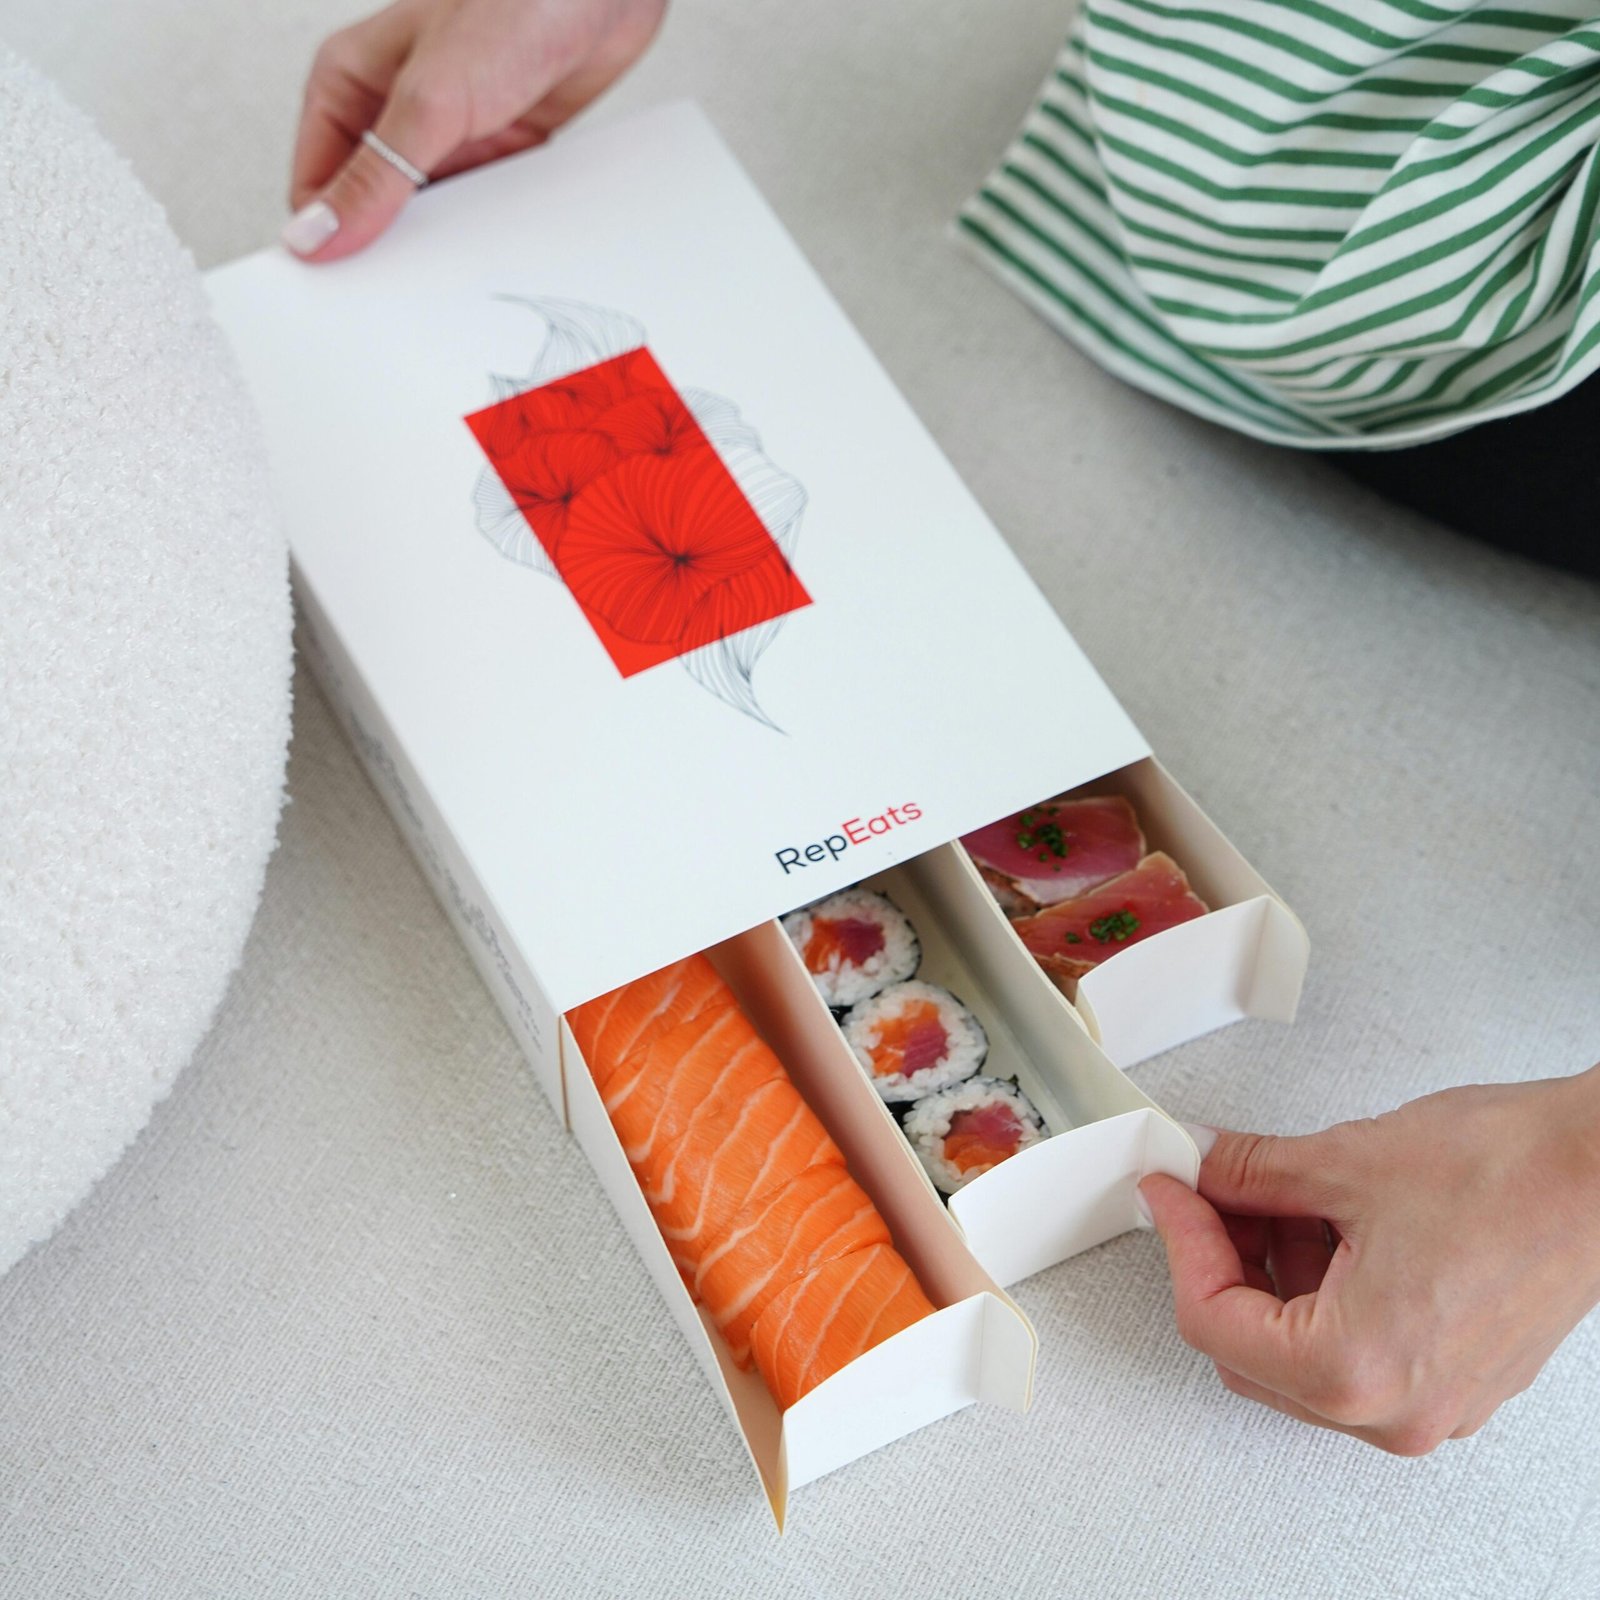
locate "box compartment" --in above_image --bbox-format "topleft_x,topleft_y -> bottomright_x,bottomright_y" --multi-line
560,924 -> 1034,1526
957,756 -> 1309,1067
777,842 -> 1201,1286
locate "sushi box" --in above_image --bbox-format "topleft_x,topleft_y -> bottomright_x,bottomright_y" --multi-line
205,101 -> 1309,1525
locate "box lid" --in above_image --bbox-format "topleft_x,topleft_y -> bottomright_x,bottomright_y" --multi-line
205,102 -> 1148,1010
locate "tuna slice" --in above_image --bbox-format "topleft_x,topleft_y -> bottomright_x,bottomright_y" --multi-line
961,794 -> 1145,912
1011,851 -> 1208,988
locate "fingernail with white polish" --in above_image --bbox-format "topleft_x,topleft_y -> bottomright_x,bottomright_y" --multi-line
1180,1121 -> 1220,1159
1133,1184 -> 1154,1228
282,200 -> 339,257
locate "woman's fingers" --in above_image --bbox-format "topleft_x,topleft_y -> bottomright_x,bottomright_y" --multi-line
287,69 -> 469,262
1212,1365 -> 1392,1446
1214,1364 -> 1331,1428
289,16 -> 411,211
426,123 -> 551,183
1269,1215 -> 1336,1301
1155,1072 -> 1600,1456
1140,1174 -> 1321,1398
284,7 -> 553,262
1223,1210 -> 1275,1295
424,8 -> 666,185
1197,1128 -> 1345,1220
286,0 -> 668,263
1145,1178 -> 1420,1445
289,91 -> 371,216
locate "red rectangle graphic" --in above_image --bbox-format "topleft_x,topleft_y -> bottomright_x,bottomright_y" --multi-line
465,348 -> 812,677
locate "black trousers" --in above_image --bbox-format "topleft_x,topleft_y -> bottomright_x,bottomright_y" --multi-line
1328,378 -> 1599,580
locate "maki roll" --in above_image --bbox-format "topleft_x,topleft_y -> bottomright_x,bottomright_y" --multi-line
782,887 -> 920,1010
903,1077 -> 1045,1194
841,980 -> 988,1104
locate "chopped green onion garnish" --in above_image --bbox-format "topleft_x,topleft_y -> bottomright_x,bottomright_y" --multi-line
1089,910 -> 1140,944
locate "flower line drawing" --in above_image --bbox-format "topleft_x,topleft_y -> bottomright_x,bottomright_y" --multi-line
466,297 -> 811,729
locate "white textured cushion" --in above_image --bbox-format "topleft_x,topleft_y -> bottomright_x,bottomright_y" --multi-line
0,47 -> 291,1275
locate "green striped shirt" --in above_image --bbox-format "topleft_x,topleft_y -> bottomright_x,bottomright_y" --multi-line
959,1 -> 1600,446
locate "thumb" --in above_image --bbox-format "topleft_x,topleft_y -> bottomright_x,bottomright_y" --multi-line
1197,1128 -> 1344,1220
1138,1173 -> 1314,1397
282,73 -> 463,262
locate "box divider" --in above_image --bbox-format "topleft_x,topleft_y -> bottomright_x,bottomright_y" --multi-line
880,845 -> 1158,1129
709,923 -> 1013,1311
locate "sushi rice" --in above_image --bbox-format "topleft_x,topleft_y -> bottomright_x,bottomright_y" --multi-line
841,979 -> 988,1103
782,887 -> 920,1010
903,1076 -> 1045,1194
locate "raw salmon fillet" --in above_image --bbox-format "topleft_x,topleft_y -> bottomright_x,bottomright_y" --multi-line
961,794 -> 1145,912
604,998 -> 783,1168
567,952 -> 727,1081
694,1163 -> 889,1366
576,957 -> 933,1410
1011,851 -> 1207,986
637,1076 -> 843,1279
750,1243 -> 936,1410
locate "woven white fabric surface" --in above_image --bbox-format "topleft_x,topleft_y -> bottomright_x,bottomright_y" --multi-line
2,3 -> 1598,1596
0,49 -> 290,1276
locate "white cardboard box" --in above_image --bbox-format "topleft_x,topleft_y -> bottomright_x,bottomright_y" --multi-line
206,100 -> 1307,1524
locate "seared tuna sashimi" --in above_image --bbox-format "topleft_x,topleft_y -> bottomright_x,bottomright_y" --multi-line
1012,852 -> 1207,989
962,794 -> 1145,912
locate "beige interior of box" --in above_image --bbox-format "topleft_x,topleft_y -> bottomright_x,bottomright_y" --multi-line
556,751 -> 1306,1510
561,924 -> 1035,1524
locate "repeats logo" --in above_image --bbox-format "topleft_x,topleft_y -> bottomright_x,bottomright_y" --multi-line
775,804 -> 923,875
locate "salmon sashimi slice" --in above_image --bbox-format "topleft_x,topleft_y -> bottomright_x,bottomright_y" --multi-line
1011,851 -> 1208,986
961,793 -> 1145,912
579,951 -> 921,1406
600,990 -> 744,1118
567,952 -> 727,1083
694,1163 -> 889,1367
604,999 -> 784,1170
637,1077 -> 843,1279
750,1243 -> 935,1411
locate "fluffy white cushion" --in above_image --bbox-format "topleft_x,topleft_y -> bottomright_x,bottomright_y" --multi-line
0,48 -> 291,1275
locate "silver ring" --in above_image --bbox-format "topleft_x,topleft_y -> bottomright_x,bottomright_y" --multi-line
361,128 -> 428,188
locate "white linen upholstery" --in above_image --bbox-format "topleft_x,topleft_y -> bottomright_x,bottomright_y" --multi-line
1,3 -> 1596,1595
0,48 -> 290,1276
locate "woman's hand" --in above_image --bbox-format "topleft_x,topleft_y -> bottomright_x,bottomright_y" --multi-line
1141,1065 -> 1600,1454
284,0 -> 666,261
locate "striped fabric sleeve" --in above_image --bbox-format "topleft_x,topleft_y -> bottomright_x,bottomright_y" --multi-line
958,0 -> 1600,448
